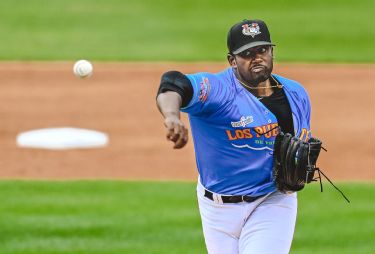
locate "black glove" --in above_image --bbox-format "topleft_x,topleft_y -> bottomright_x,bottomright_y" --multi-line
273,132 -> 322,192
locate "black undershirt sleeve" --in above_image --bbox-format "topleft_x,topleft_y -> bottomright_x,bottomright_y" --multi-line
157,71 -> 193,107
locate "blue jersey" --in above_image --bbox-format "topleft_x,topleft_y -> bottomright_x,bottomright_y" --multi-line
181,67 -> 312,196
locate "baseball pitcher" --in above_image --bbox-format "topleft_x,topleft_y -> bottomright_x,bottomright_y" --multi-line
156,19 -> 321,254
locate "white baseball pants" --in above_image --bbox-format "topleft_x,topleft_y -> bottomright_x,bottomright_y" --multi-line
197,182 -> 297,254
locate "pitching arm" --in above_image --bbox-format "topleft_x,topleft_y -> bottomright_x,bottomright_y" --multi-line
156,71 -> 193,149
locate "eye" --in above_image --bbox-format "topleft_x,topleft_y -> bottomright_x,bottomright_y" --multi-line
258,46 -> 267,53
238,50 -> 252,58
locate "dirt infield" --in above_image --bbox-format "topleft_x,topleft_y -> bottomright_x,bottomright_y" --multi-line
0,62 -> 373,181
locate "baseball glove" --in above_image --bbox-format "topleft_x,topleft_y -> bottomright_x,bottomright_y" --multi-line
272,132 -> 350,203
272,132 -> 323,192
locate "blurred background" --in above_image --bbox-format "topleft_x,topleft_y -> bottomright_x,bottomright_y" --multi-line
0,0 -> 373,253
0,0 -> 373,62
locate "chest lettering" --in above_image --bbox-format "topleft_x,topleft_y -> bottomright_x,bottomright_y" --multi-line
225,123 -> 279,140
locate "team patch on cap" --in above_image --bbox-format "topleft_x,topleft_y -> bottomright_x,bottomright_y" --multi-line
242,23 -> 261,38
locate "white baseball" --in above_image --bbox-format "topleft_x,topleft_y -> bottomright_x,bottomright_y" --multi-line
73,60 -> 93,78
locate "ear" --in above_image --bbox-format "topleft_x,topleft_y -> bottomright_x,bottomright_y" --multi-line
227,53 -> 237,68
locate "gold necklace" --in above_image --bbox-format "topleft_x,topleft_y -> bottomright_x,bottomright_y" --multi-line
238,76 -> 283,90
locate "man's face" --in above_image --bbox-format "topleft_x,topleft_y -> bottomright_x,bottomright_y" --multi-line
228,45 -> 273,86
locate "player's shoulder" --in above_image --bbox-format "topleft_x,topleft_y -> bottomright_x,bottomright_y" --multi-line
186,68 -> 237,90
186,68 -> 233,81
273,74 -> 308,95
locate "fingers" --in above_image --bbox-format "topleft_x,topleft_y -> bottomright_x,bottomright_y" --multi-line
173,126 -> 188,149
164,118 -> 189,149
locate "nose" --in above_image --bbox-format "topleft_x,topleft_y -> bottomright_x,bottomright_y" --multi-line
245,50 -> 263,62
252,54 -> 263,63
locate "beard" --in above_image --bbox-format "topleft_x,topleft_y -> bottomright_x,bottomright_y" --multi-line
239,61 -> 273,86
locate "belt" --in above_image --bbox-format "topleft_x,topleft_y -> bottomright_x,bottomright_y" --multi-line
204,189 -> 264,203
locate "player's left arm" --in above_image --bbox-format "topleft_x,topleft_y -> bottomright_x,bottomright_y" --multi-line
296,85 -> 313,141
304,88 -> 312,139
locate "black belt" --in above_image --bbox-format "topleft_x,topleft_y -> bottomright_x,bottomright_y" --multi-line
204,189 -> 264,203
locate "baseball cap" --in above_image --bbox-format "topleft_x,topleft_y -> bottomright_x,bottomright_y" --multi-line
227,19 -> 275,54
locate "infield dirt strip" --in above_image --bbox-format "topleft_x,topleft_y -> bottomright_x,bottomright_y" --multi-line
0,62 -> 373,181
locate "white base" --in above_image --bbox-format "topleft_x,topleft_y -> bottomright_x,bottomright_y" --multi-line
16,127 -> 109,150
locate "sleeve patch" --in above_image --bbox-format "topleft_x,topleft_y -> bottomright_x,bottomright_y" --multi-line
198,77 -> 211,102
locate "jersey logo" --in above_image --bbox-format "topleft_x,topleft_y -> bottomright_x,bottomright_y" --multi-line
226,123 -> 279,151
242,23 -> 261,38
231,143 -> 273,151
231,116 -> 254,128
198,77 -> 211,103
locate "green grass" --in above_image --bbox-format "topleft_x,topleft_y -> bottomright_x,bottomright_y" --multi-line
293,183 -> 374,254
0,181 -> 205,254
0,0 -> 374,62
0,181 -> 373,253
